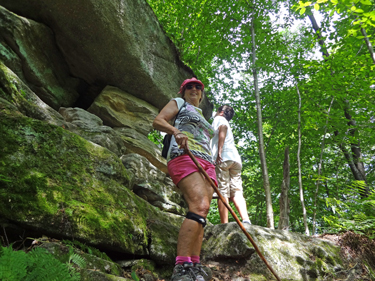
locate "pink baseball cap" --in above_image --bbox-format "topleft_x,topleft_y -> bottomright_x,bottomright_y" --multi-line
179,77 -> 205,93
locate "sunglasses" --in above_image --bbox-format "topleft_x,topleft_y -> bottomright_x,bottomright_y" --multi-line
185,84 -> 202,90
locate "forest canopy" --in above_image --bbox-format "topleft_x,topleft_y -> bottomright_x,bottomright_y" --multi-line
146,0 -> 375,237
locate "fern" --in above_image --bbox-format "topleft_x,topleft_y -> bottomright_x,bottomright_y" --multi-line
62,239 -> 112,261
0,245 -> 80,281
0,174 -> 12,182
323,185 -> 375,238
68,252 -> 86,269
0,245 -> 28,280
26,247 -> 76,281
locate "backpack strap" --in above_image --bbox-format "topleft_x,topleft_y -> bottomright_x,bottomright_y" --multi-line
172,100 -> 186,127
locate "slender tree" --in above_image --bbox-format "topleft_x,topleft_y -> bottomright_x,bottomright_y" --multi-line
278,146 -> 290,230
312,97 -> 334,235
296,83 -> 309,235
246,1 -> 275,228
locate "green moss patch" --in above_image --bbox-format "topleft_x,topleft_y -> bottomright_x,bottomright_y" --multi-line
0,111 -> 151,254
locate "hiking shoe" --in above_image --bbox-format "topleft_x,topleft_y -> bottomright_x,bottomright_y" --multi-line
243,220 -> 251,225
193,263 -> 212,281
171,262 -> 194,281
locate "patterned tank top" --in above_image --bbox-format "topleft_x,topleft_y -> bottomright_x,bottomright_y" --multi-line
167,98 -> 214,164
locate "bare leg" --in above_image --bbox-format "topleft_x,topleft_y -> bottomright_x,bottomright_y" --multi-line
228,161 -> 250,222
218,197 -> 229,223
215,162 -> 230,224
192,225 -> 204,256
177,172 -> 213,257
231,194 -> 250,221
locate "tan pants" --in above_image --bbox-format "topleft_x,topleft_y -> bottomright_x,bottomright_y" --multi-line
214,160 -> 243,198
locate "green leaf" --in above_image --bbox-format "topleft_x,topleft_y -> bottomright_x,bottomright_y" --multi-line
131,272 -> 140,281
360,0 -> 373,5
314,3 -> 320,10
300,7 -> 306,14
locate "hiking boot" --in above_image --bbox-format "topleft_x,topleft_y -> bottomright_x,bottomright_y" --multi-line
171,262 -> 194,281
192,263 -> 212,281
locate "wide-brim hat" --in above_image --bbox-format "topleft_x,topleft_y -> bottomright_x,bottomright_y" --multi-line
179,77 -> 205,93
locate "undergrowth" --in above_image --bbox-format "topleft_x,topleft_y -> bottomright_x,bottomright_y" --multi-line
0,245 -> 81,281
323,183 -> 375,239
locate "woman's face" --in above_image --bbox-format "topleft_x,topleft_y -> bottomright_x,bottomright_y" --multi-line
183,83 -> 202,106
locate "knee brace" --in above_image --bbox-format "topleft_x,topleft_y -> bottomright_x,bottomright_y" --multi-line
186,211 -> 206,227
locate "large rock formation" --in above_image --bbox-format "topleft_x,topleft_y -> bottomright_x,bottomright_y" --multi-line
88,86 -> 158,136
0,0 -> 371,280
0,0 -> 213,115
0,6 -> 80,110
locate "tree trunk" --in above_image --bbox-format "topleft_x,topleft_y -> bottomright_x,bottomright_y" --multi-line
251,14 -> 274,229
307,11 -> 368,197
296,83 -> 309,236
312,97 -> 334,235
360,28 -> 375,64
334,114 -> 368,197
306,11 -> 329,58
278,146 -> 290,230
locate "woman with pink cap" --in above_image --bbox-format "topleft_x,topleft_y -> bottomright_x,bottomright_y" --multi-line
153,77 -> 216,281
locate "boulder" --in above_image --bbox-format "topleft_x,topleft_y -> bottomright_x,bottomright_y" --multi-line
59,107 -> 127,157
0,61 -> 66,126
115,127 -> 168,174
202,223 -> 254,260
59,107 -> 104,129
203,222 -> 345,280
88,86 -> 158,136
0,108 -> 144,255
147,219 -> 180,265
39,241 -> 124,277
0,6 -> 79,109
0,98 -> 185,260
0,0 -> 210,114
121,154 -> 187,215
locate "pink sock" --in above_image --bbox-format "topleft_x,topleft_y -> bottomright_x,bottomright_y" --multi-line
175,256 -> 192,265
191,255 -> 200,264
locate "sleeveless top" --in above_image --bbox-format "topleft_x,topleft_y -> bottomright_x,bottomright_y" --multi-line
167,98 -> 214,164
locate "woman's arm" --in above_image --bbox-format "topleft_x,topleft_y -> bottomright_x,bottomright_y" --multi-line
216,124 -> 228,164
153,100 -> 189,149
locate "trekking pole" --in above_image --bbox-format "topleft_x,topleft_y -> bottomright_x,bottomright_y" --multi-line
185,148 -> 281,281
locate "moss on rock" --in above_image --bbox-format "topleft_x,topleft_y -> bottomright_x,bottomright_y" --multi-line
0,109 -> 153,254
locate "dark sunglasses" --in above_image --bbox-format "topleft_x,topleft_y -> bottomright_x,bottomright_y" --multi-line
185,84 -> 202,90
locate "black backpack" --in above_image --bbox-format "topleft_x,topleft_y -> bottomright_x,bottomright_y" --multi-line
161,101 -> 186,158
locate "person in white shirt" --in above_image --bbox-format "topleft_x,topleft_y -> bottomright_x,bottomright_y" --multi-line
210,105 -> 251,225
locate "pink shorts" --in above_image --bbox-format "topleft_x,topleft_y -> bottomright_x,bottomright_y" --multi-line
167,154 -> 218,187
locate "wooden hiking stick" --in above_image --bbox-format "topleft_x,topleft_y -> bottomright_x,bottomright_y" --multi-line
185,148 -> 281,281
